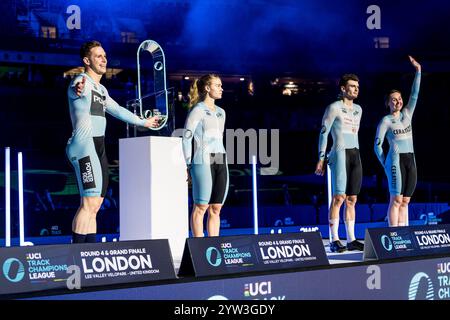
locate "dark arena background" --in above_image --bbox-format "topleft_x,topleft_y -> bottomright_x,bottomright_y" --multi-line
0,0 -> 450,311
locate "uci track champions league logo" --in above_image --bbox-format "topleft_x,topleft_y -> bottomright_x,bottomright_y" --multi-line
408,262 -> 450,300
408,272 -> 434,300
380,235 -> 393,251
205,243 -> 253,268
380,231 -> 413,252
3,253 -> 68,284
2,258 -> 25,283
205,247 -> 222,267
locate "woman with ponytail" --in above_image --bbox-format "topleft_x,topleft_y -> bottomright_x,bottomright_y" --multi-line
374,56 -> 421,227
182,74 -> 229,237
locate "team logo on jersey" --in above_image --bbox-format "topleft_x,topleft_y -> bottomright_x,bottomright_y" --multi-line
91,91 -> 106,117
393,125 -> 412,136
341,108 -> 348,114
205,110 -> 212,116
79,156 -> 96,190
391,165 -> 397,188
353,110 -> 359,116
216,112 -> 223,118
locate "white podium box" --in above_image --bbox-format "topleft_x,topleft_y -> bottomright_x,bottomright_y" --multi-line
119,136 -> 189,264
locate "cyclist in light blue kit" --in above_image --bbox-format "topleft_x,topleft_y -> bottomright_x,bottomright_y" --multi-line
374,56 -> 421,227
182,74 -> 228,237
315,74 -> 364,253
67,41 -> 159,244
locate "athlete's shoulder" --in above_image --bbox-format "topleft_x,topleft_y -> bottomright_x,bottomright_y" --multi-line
216,106 -> 226,115
190,102 -> 204,112
353,103 -> 363,112
379,114 -> 392,125
328,101 -> 341,109
188,103 -> 205,117
324,101 -> 341,115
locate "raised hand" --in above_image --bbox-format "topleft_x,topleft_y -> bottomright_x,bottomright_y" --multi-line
408,55 -> 421,72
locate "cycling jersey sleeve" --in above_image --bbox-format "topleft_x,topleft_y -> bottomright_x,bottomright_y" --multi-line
318,104 -> 337,161
104,92 -> 147,127
404,71 -> 421,118
182,107 -> 202,165
374,118 -> 388,165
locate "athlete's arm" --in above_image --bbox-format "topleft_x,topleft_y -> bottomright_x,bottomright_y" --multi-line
104,93 -> 158,127
404,56 -> 421,118
182,107 -> 202,166
221,108 -> 226,136
374,118 -> 388,166
315,105 -> 336,176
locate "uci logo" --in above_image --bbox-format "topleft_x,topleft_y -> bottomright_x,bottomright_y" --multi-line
408,272 -> 434,300
205,247 -> 222,267
2,258 -> 25,283
380,235 -> 393,251
245,281 -> 272,297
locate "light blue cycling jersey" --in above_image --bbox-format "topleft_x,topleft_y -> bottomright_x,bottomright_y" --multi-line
66,73 -> 146,197
374,72 -> 421,165
67,73 -> 146,144
318,100 -> 363,195
182,101 -> 228,204
182,101 -> 226,165
318,100 -> 362,160
374,72 -> 421,195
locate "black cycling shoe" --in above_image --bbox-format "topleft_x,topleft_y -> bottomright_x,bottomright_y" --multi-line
347,240 -> 364,251
330,240 -> 347,253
